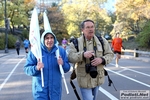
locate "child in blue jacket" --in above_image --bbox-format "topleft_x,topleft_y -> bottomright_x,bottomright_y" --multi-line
24,30 -> 70,100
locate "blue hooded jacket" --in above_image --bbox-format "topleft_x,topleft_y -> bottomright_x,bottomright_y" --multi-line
24,30 -> 70,100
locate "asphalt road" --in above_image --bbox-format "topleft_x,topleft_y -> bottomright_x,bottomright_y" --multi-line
0,49 -> 150,100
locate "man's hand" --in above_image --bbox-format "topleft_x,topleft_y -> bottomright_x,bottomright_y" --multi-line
83,51 -> 94,59
91,57 -> 103,66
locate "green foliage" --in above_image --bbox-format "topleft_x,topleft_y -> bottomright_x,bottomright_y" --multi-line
61,0 -> 112,37
123,38 -> 139,49
22,30 -> 29,40
113,0 -> 150,37
136,20 -> 150,48
0,0 -> 34,33
0,33 -> 17,49
8,1 -> 32,27
42,7 -> 68,41
8,34 -> 17,48
0,33 -> 5,49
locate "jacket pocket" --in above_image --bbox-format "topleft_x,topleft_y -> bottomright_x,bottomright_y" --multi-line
97,69 -> 105,85
97,45 -> 103,57
77,72 -> 88,88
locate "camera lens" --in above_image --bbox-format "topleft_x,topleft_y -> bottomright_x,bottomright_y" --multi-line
89,67 -> 98,78
85,64 -> 90,73
85,55 -> 98,78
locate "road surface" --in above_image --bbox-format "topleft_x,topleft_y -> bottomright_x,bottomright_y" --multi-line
0,49 -> 150,100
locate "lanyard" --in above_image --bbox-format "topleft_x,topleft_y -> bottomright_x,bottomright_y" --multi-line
83,35 -> 97,55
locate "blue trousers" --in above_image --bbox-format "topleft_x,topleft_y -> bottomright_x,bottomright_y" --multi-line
80,86 -> 99,100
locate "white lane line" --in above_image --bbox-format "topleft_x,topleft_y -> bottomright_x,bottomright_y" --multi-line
105,68 -> 150,88
121,66 -> 150,77
110,63 -> 150,77
0,57 -> 25,91
99,87 -> 119,100
117,68 -> 127,73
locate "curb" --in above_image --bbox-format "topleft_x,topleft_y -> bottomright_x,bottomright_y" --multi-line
0,48 -> 21,58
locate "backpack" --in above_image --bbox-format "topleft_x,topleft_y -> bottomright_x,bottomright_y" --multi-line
71,35 -> 117,91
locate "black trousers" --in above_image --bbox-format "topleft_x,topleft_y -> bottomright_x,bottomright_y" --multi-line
16,48 -> 20,55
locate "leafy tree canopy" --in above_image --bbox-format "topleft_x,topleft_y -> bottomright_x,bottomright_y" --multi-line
60,0 -> 112,37
111,0 -> 150,39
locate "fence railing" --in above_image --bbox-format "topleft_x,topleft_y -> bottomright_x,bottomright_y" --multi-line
121,49 -> 150,57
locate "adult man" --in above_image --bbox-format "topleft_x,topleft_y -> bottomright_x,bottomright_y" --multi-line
68,19 -> 114,100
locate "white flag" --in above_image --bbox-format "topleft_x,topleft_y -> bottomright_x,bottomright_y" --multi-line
29,8 -> 44,87
43,12 -> 52,32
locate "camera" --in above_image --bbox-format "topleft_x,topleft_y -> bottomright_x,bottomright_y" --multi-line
85,56 -> 98,78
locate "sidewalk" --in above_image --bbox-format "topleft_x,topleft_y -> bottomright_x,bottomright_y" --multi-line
0,48 -> 150,63
0,49 -> 15,58
0,48 -> 25,58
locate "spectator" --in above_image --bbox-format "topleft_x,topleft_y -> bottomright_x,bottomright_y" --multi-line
62,38 -> 68,49
68,19 -> 114,100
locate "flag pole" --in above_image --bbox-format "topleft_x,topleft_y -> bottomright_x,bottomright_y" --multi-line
41,68 -> 44,87
60,65 -> 69,94
56,42 -> 69,94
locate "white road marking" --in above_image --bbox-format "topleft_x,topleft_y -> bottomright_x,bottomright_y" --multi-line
117,68 -> 127,73
105,67 -> 150,88
99,87 -> 119,100
0,57 -> 25,91
110,63 -> 150,77
100,63 -> 150,99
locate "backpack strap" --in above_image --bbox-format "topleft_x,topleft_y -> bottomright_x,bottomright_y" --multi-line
96,35 -> 117,91
70,80 -> 81,100
70,38 -> 81,99
72,38 -> 79,52
96,35 -> 105,56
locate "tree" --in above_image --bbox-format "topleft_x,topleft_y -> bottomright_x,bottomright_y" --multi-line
0,0 -> 35,35
60,0 -> 112,37
112,0 -> 150,39
35,2 -> 68,42
46,7 -> 68,42
136,20 -> 150,48
0,1 -> 6,27
10,0 -> 35,33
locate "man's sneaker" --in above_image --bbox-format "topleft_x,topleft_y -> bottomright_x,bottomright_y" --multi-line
116,64 -> 119,67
